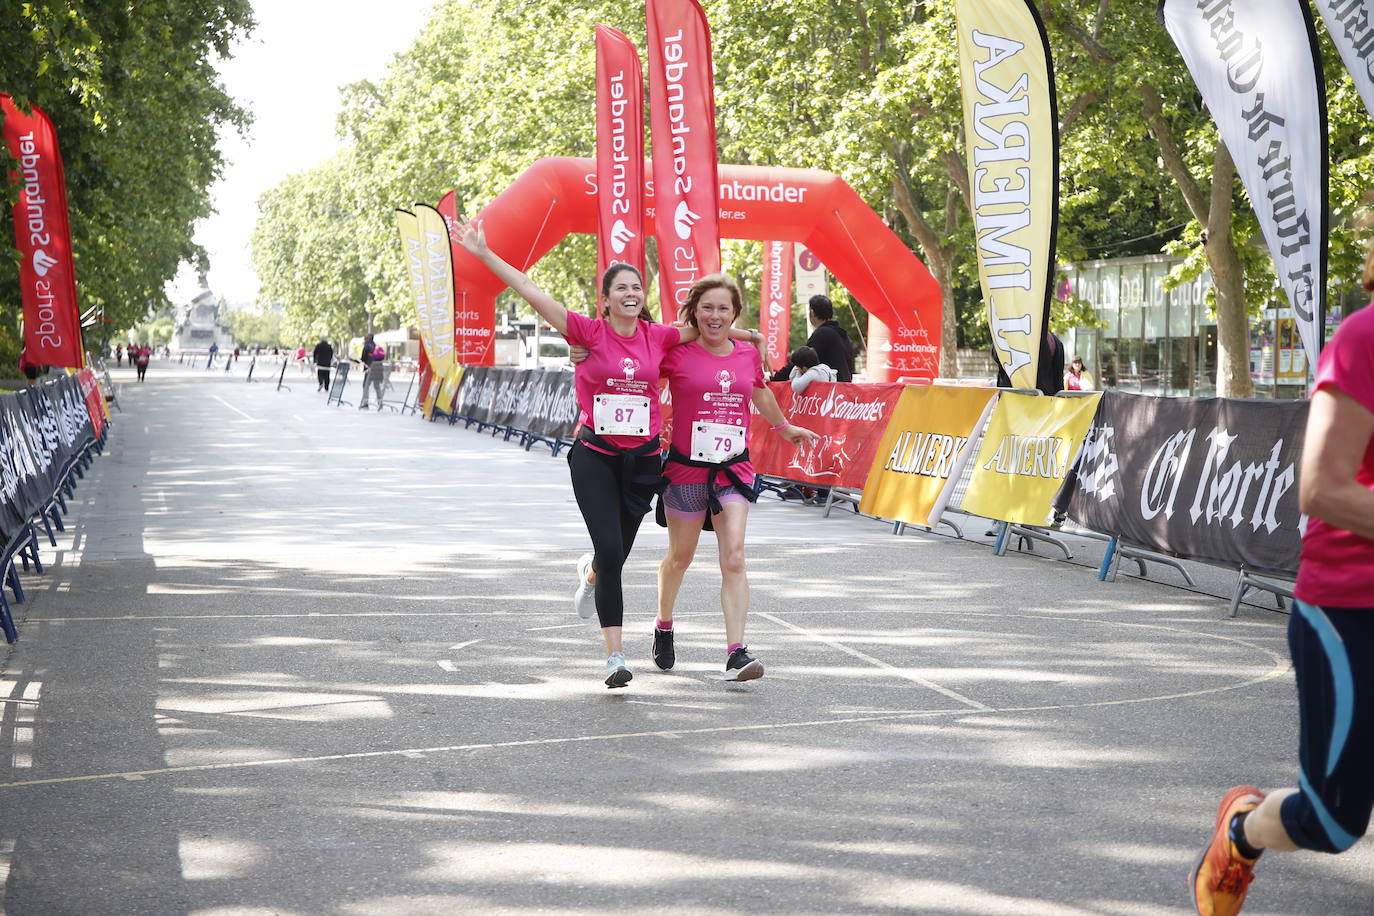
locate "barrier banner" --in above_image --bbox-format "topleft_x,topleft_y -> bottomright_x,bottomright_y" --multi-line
529,371 -> 578,440
747,382 -> 903,488
858,385 -> 999,526
1,95 -> 85,368
646,0 -> 721,316
1161,0 -> 1327,363
954,0 -> 1058,390
961,391 -> 1101,525
760,241 -> 793,373
596,24 -> 646,285
0,376 -> 95,544
77,368 -> 106,438
1067,391 -> 1307,577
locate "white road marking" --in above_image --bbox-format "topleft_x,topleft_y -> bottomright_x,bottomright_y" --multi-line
212,395 -> 256,420
758,612 -> 994,711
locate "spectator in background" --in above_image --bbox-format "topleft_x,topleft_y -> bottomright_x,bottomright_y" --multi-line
207,341 -> 218,370
296,344 -> 307,374
19,347 -> 40,386
359,345 -> 387,410
313,337 -> 334,391
359,333 -> 377,369
133,342 -> 150,382
780,345 -> 837,394
1064,355 -> 1094,391
804,295 -> 856,382
114,343 -> 123,367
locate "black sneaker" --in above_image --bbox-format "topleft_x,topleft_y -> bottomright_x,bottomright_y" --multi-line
724,646 -> 764,682
652,626 -> 675,670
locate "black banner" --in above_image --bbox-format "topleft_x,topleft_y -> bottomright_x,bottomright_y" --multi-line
0,375 -> 96,546
451,366 -> 577,441
1067,391 -> 1307,577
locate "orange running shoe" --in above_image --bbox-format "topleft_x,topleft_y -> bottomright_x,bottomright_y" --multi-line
1190,785 -> 1266,916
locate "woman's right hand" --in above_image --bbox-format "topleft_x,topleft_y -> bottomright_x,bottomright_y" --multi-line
455,217 -> 489,258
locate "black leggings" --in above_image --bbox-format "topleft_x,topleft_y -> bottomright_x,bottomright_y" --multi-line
568,442 -> 657,629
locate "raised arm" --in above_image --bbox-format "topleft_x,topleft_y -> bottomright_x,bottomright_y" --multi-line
455,218 -> 569,337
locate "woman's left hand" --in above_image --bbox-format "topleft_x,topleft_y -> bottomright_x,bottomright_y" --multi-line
779,424 -> 820,447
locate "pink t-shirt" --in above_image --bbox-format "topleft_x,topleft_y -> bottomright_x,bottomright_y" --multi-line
1296,302 -> 1374,608
661,340 -> 767,485
563,311 -> 681,451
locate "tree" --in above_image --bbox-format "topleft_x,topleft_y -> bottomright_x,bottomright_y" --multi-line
0,1 -> 253,362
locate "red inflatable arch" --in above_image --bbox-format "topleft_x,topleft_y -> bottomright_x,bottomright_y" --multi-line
450,156 -> 940,382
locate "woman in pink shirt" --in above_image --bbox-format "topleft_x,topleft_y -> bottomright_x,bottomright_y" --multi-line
1190,257 -> 1374,914
653,274 -> 818,681
457,220 -> 758,688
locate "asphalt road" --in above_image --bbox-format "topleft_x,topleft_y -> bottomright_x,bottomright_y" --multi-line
0,357 -> 1368,915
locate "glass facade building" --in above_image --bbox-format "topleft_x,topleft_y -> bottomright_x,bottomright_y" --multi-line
1060,255 -> 1343,399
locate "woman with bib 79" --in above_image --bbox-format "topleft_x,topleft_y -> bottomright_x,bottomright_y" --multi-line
456,220 -> 760,688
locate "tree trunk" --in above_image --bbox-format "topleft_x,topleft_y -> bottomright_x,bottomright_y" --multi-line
1204,144 -> 1253,398
937,259 -> 957,377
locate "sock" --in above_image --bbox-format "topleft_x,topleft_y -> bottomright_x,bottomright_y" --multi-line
655,620 -> 673,631
727,642 -> 744,655
1228,812 -> 1264,860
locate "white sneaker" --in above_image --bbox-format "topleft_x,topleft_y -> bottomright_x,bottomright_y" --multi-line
604,652 -> 632,688
573,552 -> 595,619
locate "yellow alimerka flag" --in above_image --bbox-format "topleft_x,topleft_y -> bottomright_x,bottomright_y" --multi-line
955,0 -> 1058,390
960,392 -> 1101,526
859,385 -> 998,527
396,208 -> 456,419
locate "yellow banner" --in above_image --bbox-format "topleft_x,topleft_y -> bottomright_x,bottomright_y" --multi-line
960,392 -> 1101,525
438,364 -> 464,414
395,208 -> 455,385
858,385 -> 998,526
955,0 -> 1057,390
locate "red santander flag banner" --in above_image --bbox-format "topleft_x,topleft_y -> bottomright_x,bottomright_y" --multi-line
748,382 -> 905,489
596,25 -> 646,288
2,95 -> 84,368
760,240 -> 793,373
646,0 -> 721,318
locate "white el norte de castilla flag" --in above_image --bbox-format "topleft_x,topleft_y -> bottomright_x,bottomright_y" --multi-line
955,0 -> 1060,391
1160,0 -> 1328,363
1313,2 -> 1374,126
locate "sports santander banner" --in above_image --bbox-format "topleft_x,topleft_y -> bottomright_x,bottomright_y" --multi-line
1314,2 -> 1374,120
960,391 -> 1101,526
1161,0 -> 1327,364
646,0 -> 721,317
760,240 -> 793,373
858,385 -> 998,527
954,0 -> 1058,391
747,382 -> 904,489
1,95 -> 85,368
596,25 -> 646,285
437,190 -> 492,365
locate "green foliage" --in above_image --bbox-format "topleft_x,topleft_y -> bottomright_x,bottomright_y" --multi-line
0,2 -> 254,334
221,307 -> 283,348
249,0 -> 1374,377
